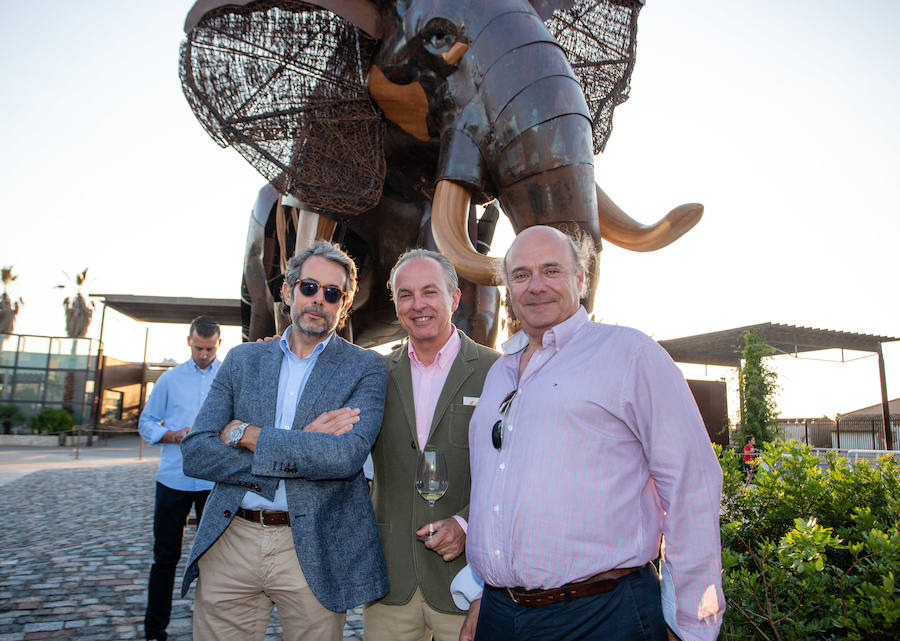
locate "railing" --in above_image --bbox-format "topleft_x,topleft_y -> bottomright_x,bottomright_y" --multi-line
776,417 -> 899,451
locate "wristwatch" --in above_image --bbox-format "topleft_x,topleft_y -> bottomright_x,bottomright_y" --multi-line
227,422 -> 250,448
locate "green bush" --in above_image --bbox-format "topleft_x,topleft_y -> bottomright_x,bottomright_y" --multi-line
0,403 -> 24,434
28,408 -> 74,434
718,440 -> 900,639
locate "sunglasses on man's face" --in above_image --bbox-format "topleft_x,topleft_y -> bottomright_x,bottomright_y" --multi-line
492,389 -> 517,450
297,279 -> 347,304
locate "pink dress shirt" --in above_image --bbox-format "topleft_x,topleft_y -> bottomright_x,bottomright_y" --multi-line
409,327 -> 462,451
467,307 -> 724,641
409,328 -> 467,532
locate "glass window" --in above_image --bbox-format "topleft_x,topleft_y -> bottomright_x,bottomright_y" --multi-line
45,370 -> 71,403
0,335 -> 20,366
0,366 -> 12,400
21,336 -> 50,368
13,370 -> 46,401
50,338 -> 94,369
103,391 -> 124,421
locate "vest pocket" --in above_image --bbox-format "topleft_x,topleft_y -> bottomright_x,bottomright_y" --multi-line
448,404 -> 474,448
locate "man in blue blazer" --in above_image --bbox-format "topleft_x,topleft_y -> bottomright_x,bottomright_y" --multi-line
181,241 -> 388,641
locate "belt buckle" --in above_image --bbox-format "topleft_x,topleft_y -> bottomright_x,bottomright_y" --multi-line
505,587 -> 519,604
259,509 -> 268,527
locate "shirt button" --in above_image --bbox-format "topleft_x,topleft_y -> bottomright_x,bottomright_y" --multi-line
494,550 -> 501,557
499,463 -> 505,471
506,424 -> 513,431
493,505 -> 499,512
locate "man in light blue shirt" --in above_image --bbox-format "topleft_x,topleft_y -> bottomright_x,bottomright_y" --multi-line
139,315 -> 221,641
180,241 -> 388,641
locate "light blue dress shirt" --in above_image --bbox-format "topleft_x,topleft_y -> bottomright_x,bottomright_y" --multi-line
138,358 -> 220,492
240,327 -> 332,511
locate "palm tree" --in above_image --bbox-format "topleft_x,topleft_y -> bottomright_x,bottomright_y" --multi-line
0,266 -> 23,334
59,268 -> 94,338
57,268 -> 96,432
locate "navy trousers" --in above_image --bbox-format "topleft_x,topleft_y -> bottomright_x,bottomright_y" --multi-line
144,483 -> 209,641
474,564 -> 667,641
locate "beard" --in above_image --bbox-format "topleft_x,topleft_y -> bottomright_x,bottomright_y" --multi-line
292,303 -> 338,339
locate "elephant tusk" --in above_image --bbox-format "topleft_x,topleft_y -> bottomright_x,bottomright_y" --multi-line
432,181 -> 504,286
595,184 -> 703,252
442,42 -> 468,65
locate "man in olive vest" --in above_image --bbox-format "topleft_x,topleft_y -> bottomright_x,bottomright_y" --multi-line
365,249 -> 498,641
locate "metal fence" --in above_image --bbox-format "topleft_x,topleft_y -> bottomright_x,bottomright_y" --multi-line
776,416 -> 900,451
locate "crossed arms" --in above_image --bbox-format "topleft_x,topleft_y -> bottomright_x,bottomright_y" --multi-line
182,345 -> 387,501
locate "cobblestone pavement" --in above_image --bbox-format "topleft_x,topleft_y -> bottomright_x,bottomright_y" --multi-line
0,462 -> 364,641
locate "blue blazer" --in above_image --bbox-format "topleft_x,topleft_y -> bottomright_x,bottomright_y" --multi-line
180,335 -> 389,611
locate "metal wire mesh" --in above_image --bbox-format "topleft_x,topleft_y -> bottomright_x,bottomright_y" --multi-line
180,0 -> 385,216
546,0 -> 642,154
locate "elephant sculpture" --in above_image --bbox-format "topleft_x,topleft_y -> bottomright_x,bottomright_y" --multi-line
180,0 -> 702,346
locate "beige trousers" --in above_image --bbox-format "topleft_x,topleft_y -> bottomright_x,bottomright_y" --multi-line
193,516 -> 346,641
363,587 -> 465,641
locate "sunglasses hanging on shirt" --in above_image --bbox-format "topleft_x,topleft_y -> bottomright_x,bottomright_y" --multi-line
492,389 -> 517,450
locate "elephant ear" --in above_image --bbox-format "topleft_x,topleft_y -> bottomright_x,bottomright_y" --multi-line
180,0 -> 385,216
535,0 -> 643,154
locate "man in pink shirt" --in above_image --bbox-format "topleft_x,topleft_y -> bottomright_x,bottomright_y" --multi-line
365,250 -> 499,641
461,227 -> 725,641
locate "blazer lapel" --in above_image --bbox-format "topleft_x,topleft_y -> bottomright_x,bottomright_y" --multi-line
292,335 -> 343,429
428,331 -> 476,440
389,342 -> 418,446
258,340 -> 284,428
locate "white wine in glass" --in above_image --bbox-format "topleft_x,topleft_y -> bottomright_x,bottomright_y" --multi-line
416,447 -> 448,536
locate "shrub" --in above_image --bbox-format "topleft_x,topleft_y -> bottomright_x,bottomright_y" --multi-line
0,403 -> 24,434
28,408 -> 75,434
718,440 -> 900,639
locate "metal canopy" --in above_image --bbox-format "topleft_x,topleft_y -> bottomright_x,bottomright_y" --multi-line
658,322 -> 899,367
659,322 -> 899,449
91,294 -> 242,327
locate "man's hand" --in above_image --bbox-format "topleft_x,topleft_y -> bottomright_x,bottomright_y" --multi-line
415,518 -> 466,561
459,597 -> 480,641
304,407 -> 360,435
667,627 -> 681,641
218,419 -> 261,452
255,334 -> 280,343
162,427 -> 190,444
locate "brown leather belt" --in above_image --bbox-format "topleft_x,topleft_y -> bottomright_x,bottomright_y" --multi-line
236,507 -> 291,526
487,566 -> 641,607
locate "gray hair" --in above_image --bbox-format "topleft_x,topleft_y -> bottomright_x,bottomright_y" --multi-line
284,241 -> 358,328
388,249 -> 459,296
502,227 -> 597,298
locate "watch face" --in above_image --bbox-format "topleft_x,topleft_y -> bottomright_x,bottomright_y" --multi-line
229,426 -> 243,445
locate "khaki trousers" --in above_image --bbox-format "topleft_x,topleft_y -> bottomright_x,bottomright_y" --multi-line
363,588 -> 465,641
193,516 -> 346,641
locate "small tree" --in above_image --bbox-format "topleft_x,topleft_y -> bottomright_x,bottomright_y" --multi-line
0,265 -> 23,334
0,403 -> 24,434
738,330 -> 779,445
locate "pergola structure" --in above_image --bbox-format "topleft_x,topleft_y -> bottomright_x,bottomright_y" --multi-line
85,294 -> 242,427
91,294 -> 242,327
658,323 -> 899,449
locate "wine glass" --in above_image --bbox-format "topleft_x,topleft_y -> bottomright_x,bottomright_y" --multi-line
415,446 -> 448,537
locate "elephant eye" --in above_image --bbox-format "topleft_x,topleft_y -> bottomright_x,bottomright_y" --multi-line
421,18 -> 458,55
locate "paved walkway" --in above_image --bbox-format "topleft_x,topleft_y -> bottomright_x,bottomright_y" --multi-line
0,438 -> 364,640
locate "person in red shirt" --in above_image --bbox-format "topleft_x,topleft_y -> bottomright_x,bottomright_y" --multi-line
742,436 -> 757,473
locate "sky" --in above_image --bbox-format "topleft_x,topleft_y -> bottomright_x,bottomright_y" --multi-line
1,0 -> 898,420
